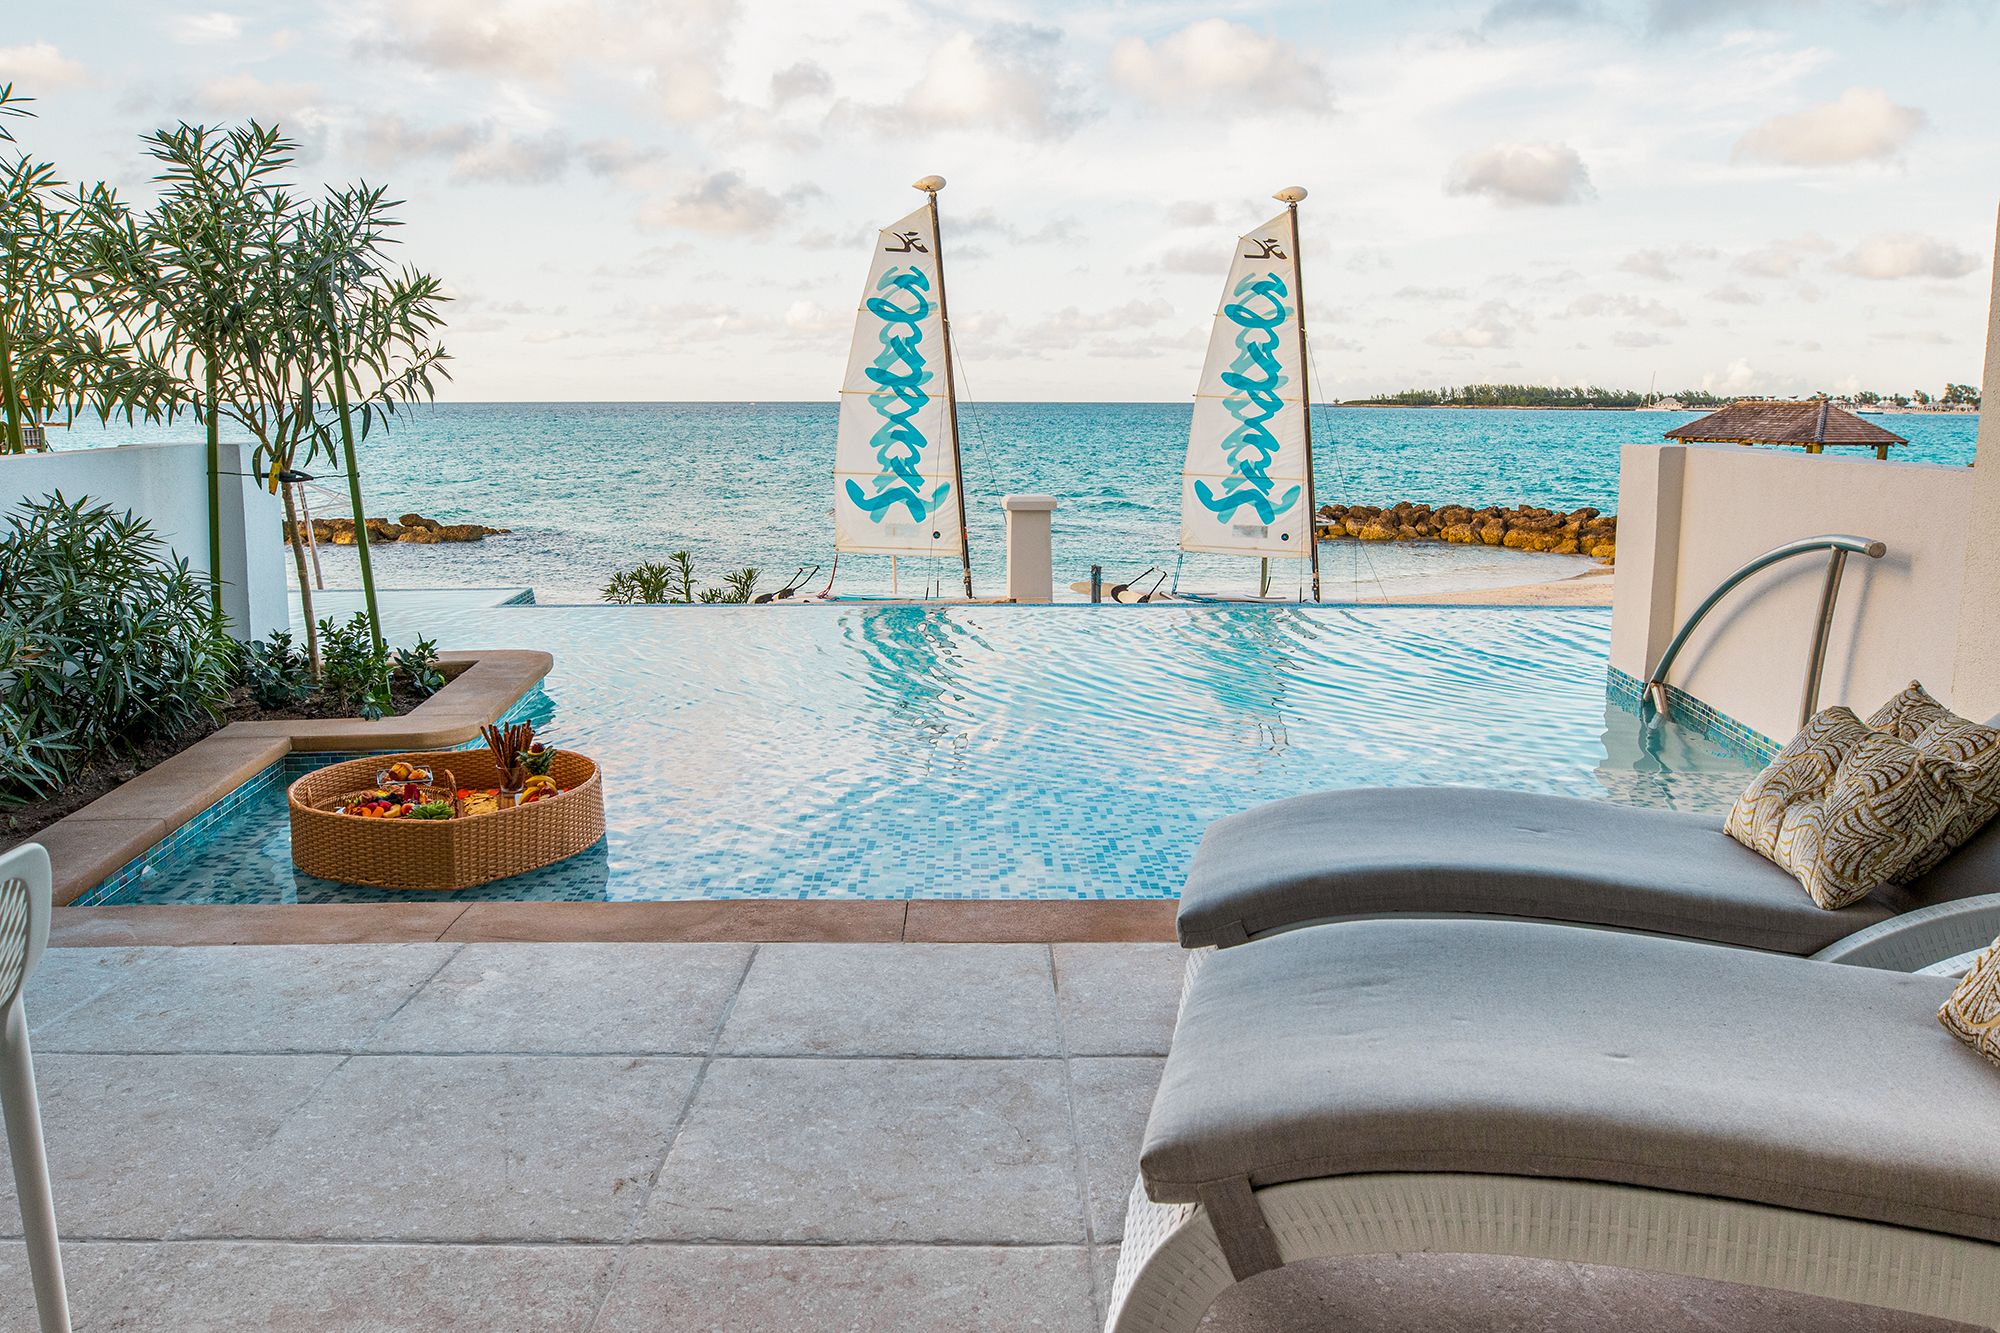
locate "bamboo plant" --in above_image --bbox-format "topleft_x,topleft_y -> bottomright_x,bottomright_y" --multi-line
294,182 -> 451,653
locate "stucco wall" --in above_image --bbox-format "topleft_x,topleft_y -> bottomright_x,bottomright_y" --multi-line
0,440 -> 286,640
1950,205 -> 2000,721
1610,441 -> 1974,741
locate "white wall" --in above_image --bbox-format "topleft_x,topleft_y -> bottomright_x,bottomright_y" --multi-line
1951,205 -> 2000,719
0,440 -> 286,640
1611,441 -> 1975,741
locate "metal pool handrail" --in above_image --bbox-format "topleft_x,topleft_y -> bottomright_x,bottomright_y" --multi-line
1643,534 -> 1887,733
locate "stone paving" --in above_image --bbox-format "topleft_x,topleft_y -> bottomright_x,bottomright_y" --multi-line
0,942 -> 1972,1331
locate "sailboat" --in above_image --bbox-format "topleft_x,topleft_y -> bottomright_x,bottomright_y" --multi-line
825,175 -> 974,600
1175,186 -> 1321,602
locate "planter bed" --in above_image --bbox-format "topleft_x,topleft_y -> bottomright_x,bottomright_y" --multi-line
10,650 -> 553,905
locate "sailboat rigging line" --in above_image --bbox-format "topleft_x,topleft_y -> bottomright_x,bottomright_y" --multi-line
1284,197 -> 1322,604
923,183 -> 975,602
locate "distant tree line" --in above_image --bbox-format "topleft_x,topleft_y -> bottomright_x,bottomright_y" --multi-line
1351,383 -> 1980,410
1849,385 -> 1981,409
1348,384 -> 1725,409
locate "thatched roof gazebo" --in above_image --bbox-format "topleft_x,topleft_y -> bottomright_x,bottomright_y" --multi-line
1664,399 -> 1908,460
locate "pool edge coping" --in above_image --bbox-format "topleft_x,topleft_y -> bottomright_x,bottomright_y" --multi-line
32,649 -> 554,907
46,899 -> 1183,947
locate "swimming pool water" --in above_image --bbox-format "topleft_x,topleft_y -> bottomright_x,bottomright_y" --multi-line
85,604 -> 1761,905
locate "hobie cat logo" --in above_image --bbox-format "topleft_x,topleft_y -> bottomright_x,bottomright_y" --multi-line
1242,237 -> 1287,260
884,231 -> 929,254
1193,271 -> 1302,528
847,265 -> 951,525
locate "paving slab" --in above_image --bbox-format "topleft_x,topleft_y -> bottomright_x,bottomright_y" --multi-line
20,947 -> 155,1035
0,1055 -> 341,1238
643,1057 -> 1083,1243
718,944 -> 1061,1056
1067,1057 -> 1164,1245
187,1055 -> 699,1241
1053,943 -> 1186,1055
365,943 -> 752,1054
593,1243 -> 1098,1332
0,1240 -> 615,1333
33,944 -> 457,1053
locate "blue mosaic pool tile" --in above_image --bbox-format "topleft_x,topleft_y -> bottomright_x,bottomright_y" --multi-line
75,685 -> 558,907
1604,668 -> 1779,764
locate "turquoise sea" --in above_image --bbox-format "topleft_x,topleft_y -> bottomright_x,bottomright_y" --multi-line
68,404 -> 1978,602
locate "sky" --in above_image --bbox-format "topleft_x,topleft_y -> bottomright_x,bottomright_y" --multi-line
4,0 -> 1996,403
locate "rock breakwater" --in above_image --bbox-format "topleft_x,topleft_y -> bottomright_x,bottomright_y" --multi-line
285,513 -> 510,545
1315,502 -> 1615,560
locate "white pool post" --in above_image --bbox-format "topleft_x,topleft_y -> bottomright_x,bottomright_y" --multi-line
1001,494 -> 1058,603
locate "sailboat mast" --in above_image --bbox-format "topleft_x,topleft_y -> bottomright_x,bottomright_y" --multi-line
919,176 -> 975,601
1279,187 -> 1321,603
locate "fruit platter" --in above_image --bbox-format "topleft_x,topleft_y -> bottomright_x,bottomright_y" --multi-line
288,723 -> 604,891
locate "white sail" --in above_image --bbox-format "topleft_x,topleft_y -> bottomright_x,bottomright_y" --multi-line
1178,211 -> 1312,560
833,204 -> 963,558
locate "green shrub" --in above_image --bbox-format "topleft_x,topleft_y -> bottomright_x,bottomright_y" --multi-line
0,493 -> 234,805
603,552 -> 758,604
240,630 -> 312,710
317,613 -> 393,720
396,635 -> 446,697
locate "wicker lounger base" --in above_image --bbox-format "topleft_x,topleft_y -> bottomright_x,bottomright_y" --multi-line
1107,1173 -> 2000,1332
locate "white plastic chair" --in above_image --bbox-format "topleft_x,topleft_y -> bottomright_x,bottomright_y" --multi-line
0,843 -> 71,1333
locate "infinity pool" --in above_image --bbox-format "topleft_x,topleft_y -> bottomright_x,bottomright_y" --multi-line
84,604 -> 1761,905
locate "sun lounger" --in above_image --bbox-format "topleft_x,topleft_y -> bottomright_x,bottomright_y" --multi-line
1178,786 -> 2000,964
1109,918 -> 2000,1331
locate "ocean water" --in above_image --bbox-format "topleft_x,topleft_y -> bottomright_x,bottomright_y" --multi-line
64,404 -> 1978,603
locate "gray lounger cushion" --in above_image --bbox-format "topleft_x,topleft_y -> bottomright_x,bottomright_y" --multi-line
1177,787 -> 1905,953
1143,919 -> 2000,1243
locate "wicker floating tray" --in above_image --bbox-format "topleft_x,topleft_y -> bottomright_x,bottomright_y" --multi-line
288,749 -> 605,892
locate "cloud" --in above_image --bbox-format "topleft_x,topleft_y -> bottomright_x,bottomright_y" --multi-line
1708,284 -> 1763,305
1733,234 -> 1833,279
868,24 -> 1091,141
770,60 -> 832,105
168,12 -> 243,44
1110,19 -> 1331,111
640,170 -> 818,233
1733,87 -> 1925,167
0,42 -> 89,90
353,116 -> 572,184
1613,330 -> 1671,348
1481,0 -> 1600,30
1166,201 -> 1218,228
1616,245 -> 1717,281
955,208 -> 1075,245
1013,299 -> 1177,352
1445,142 -> 1593,207
1832,232 -> 1981,280
1566,293 -> 1686,326
1152,244 -> 1228,276
353,0 -> 738,123
1646,0 -> 1797,35
1428,301 -> 1527,349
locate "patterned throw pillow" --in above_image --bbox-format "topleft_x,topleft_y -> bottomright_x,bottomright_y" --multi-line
1725,707 -> 1975,910
1939,938 -> 2000,1068
1865,681 -> 2000,877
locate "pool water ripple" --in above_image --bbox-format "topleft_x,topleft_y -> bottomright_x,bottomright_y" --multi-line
93,605 -> 1759,905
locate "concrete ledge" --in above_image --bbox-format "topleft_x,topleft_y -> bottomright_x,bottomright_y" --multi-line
36,649 -> 553,906
48,899 -> 1183,947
